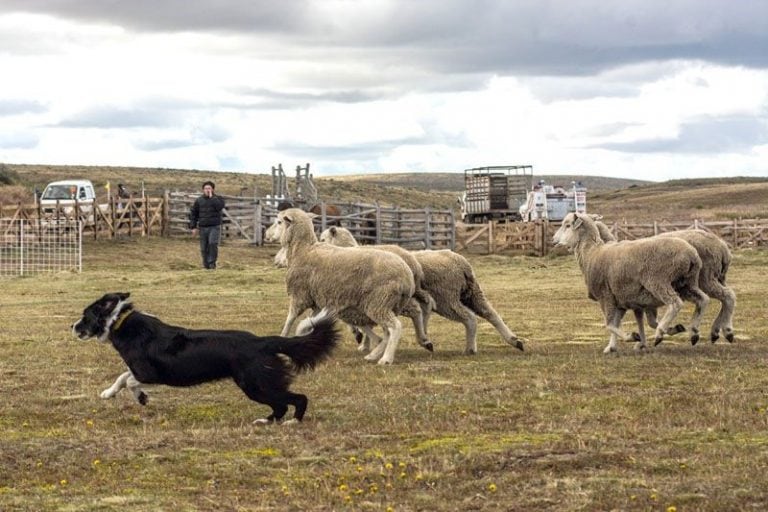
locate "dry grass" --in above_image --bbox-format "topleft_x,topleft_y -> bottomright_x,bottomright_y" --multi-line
1,238 -> 767,511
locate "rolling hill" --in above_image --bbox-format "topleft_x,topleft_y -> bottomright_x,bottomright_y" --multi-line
2,163 -> 767,221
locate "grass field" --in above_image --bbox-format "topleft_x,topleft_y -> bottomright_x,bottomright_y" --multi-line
1,237 -> 767,511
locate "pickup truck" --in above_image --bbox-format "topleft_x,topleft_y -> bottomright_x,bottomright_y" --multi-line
39,179 -> 105,221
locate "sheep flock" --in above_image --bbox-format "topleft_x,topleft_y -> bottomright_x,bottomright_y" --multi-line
266,208 -> 736,362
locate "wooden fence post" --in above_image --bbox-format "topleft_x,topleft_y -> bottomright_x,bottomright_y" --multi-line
254,202 -> 263,245
424,207 -> 432,249
488,220 -> 494,254
375,204 -> 382,244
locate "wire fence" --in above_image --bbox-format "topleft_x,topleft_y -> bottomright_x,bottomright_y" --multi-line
0,219 -> 82,276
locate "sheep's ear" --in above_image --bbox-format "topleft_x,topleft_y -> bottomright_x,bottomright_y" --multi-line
283,214 -> 293,225
572,215 -> 584,230
588,213 -> 603,221
307,212 -> 319,219
330,227 -> 337,236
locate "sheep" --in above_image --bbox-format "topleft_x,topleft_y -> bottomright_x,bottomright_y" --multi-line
594,220 -> 736,344
553,212 -> 709,353
265,208 -> 415,365
319,226 -> 525,355
319,226 -> 436,352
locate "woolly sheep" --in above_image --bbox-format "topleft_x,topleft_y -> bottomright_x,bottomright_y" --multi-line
595,220 -> 736,343
319,226 -> 525,355
265,208 -> 415,365
553,212 -> 709,353
319,226 -> 436,352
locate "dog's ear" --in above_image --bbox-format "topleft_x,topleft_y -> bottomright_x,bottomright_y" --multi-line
118,292 -> 130,300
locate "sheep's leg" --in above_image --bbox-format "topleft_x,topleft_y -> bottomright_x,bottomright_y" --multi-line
364,328 -> 388,361
359,326 -> 381,353
632,309 -> 646,350
602,304 -> 626,354
377,316 -> 403,365
652,297 -> 683,346
643,307 -> 686,337
280,301 -> 304,336
681,287 -> 710,346
403,299 -> 433,352
705,282 -> 736,343
466,294 -> 525,351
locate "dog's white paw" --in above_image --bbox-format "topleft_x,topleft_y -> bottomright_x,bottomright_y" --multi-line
281,418 -> 299,426
100,388 -> 118,399
252,418 -> 272,426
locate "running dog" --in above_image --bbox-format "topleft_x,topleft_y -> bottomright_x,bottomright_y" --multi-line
72,292 -> 339,423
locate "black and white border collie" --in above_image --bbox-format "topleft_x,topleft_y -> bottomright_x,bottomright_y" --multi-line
72,292 -> 339,424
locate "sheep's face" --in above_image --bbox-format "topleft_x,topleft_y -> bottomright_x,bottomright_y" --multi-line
264,218 -> 281,243
318,227 -> 337,244
552,213 -> 583,248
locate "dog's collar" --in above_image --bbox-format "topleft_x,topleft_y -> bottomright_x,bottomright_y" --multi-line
111,309 -> 133,333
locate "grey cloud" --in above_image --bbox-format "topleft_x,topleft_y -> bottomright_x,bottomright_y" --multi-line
597,116 -> 768,154
0,100 -> 47,116
57,106 -> 182,128
2,1 -> 766,76
132,123 -> 231,151
231,87 -> 388,110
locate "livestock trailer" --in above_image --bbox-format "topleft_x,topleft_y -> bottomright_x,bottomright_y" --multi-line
461,165 -> 533,223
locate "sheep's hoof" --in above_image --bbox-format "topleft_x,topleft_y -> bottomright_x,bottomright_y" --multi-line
630,332 -> 642,342
673,324 -> 686,334
376,358 -> 393,365
653,337 -> 664,347
422,342 -> 434,352
634,343 -> 647,351
603,346 -> 617,354
710,332 -> 720,343
464,348 -> 477,355
137,392 -> 148,406
725,332 -> 735,343
690,333 -> 700,346
354,331 -> 364,344
512,339 -> 524,351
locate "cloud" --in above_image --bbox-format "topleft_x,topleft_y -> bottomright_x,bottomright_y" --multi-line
57,106 -> 182,128
2,1 -> 767,76
597,116 -> 768,154
0,99 -> 47,116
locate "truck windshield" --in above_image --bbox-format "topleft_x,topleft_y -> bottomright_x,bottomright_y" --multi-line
42,185 -> 77,200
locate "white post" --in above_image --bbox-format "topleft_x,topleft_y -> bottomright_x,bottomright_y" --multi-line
19,219 -> 24,276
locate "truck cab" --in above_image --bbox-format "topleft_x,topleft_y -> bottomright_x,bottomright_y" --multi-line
39,179 -> 97,215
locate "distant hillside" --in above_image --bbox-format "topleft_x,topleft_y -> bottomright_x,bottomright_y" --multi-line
2,163 -> 767,221
325,172 -> 649,193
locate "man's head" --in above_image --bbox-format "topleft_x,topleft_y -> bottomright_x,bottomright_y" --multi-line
202,181 -> 215,197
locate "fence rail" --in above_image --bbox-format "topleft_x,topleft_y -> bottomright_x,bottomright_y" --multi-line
167,193 -> 455,249
456,218 -> 768,255
3,195 -> 767,256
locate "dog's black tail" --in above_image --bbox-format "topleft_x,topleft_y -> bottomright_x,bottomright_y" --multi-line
263,312 -> 340,373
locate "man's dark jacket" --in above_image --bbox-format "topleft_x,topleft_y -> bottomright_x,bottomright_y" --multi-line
189,195 -> 225,229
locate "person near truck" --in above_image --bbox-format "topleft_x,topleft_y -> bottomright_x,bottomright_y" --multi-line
189,180 -> 226,269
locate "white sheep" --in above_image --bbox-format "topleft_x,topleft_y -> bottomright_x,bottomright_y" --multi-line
595,220 -> 736,344
553,212 -> 709,353
319,226 -> 436,352
318,226 -> 525,355
265,208 -> 415,365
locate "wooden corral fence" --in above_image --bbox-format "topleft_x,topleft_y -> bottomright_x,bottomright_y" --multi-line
0,196 -> 167,239
167,194 -> 456,249
456,218 -> 768,255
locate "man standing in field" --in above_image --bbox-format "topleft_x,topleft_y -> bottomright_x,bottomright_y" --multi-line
189,180 -> 225,269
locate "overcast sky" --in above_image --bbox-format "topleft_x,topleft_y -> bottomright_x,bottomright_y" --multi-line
1,0 -> 767,181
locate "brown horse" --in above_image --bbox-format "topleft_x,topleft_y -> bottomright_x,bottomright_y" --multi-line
309,203 -> 342,227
